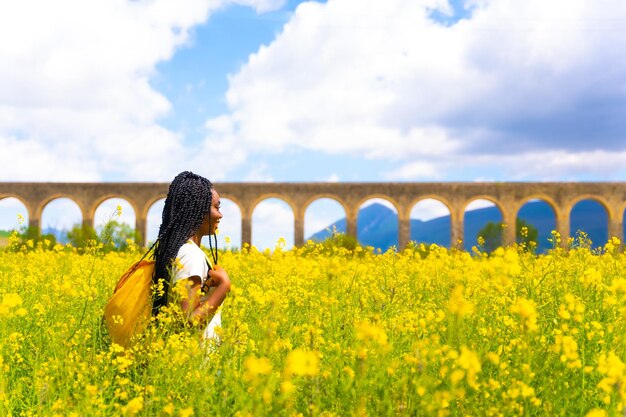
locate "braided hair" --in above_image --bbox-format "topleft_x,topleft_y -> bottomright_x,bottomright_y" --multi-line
152,171 -> 214,314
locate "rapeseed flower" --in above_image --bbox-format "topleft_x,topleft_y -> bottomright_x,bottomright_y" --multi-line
285,349 -> 320,377
244,356 -> 272,381
510,297 -> 538,333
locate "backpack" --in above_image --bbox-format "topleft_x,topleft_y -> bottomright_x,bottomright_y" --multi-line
104,259 -> 155,348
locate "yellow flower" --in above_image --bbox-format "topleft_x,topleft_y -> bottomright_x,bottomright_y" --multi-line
585,409 -> 608,417
125,396 -> 143,415
163,403 -> 175,415
448,285 -> 474,318
244,356 -> 273,381
458,347 -> 482,388
281,380 -> 296,395
2,293 -> 23,308
510,297 -> 538,332
285,349 -> 320,377
356,320 -> 388,348
179,407 -> 194,417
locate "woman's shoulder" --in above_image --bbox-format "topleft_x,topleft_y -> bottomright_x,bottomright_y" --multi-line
172,241 -> 209,282
177,241 -> 205,259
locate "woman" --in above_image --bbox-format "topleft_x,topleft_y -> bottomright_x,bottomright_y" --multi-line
152,171 -> 231,341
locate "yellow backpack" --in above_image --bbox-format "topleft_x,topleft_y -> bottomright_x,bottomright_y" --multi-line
104,259 -> 155,348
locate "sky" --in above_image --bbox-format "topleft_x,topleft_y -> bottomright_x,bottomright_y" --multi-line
1,0 -> 626,248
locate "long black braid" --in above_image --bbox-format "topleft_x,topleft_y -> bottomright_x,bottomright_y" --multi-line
152,171 -> 214,314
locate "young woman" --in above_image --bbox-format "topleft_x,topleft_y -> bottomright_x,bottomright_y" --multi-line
152,171 -> 231,340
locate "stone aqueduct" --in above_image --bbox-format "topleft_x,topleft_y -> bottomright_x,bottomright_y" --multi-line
1,182 -> 625,248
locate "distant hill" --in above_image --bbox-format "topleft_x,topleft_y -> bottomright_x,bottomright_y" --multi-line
309,201 -> 611,252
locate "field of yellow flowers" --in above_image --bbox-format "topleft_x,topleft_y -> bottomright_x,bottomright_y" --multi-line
1,236 -> 626,417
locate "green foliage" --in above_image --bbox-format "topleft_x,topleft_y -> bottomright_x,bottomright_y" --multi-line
2,219 -> 139,253
516,218 -> 539,252
3,226 -> 58,252
477,221 -> 503,254
98,219 -> 140,251
477,219 -> 540,254
404,241 -> 447,259
319,230 -> 360,252
302,228 -> 364,256
66,224 -> 98,248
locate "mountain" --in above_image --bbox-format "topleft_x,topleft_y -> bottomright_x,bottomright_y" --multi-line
309,201 -> 611,252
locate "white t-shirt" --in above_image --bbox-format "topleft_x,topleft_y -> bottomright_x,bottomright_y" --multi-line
172,240 -> 222,341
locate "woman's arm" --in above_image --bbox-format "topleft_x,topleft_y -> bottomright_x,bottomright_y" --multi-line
178,266 -> 231,327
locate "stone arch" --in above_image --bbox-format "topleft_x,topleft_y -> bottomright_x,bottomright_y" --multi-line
515,194 -> 559,216
463,196 -> 504,251
303,196 -> 348,241
93,197 -> 137,238
303,194 -> 350,220
515,197 -> 557,253
0,195 -> 31,220
0,194 -> 31,216
569,196 -> 609,248
409,195 -> 453,216
409,197 -> 452,247
568,195 -> 613,219
356,194 -> 401,215
219,193 -> 245,216
40,197 -> 84,240
141,194 -> 168,223
357,195 -> 399,251
89,194 -> 141,226
251,197 -> 295,250
0,196 -> 31,236
248,193 -> 298,219
35,194 -> 87,223
461,195 -> 505,216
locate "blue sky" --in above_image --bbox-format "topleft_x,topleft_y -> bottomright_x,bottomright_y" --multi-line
1,0 -> 626,248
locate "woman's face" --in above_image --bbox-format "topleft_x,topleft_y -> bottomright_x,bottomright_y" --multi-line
199,189 -> 222,236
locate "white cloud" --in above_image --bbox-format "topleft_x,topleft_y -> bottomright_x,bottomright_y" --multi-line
5,0 -> 625,183
387,161 -> 440,180
0,0 -> 284,182
206,0 -> 626,180
243,163 -> 275,182
231,0 -> 287,13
